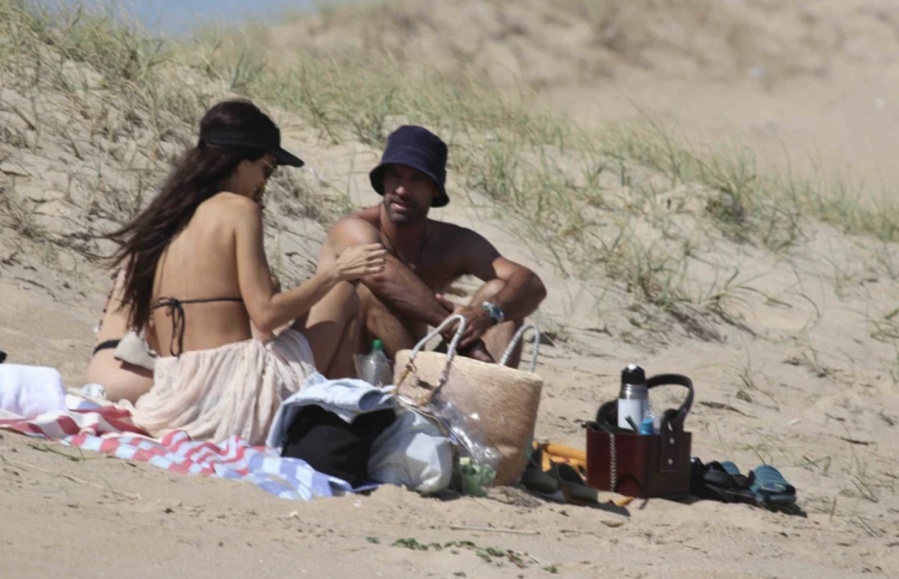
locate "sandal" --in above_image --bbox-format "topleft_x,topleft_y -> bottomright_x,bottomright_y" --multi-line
522,445 -> 607,506
690,459 -> 756,504
750,464 -> 796,507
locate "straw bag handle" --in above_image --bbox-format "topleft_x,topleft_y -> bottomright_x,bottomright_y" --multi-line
498,323 -> 541,373
395,314 -> 468,394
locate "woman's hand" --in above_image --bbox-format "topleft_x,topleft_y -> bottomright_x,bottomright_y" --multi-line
333,243 -> 388,281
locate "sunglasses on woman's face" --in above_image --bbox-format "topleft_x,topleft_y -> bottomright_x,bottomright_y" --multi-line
262,159 -> 278,180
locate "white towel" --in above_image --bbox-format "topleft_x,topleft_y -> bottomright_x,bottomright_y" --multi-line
0,364 -> 67,418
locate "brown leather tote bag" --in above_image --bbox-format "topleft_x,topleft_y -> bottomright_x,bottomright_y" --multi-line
586,373 -> 694,498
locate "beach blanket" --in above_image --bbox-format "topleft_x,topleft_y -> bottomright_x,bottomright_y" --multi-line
0,404 -> 357,501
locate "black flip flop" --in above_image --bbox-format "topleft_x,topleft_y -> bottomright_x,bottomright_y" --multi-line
691,459 -> 757,504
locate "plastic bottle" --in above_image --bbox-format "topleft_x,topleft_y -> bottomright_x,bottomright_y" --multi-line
357,339 -> 393,387
617,364 -> 649,431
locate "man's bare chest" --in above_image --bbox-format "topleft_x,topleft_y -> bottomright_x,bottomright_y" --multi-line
403,247 -> 463,291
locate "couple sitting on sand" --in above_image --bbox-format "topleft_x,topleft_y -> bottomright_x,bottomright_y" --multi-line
84,99 -> 546,445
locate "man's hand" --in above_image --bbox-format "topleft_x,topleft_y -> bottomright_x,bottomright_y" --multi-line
435,294 -> 493,348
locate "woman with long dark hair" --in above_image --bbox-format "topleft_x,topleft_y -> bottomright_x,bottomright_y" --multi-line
107,99 -> 386,444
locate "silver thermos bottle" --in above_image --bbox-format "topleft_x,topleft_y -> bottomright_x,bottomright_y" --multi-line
618,364 -> 649,431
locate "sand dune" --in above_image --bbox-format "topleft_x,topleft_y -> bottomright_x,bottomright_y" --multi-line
275,0 -> 899,197
2,1 -> 899,577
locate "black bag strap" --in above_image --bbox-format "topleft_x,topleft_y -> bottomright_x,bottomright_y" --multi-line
646,373 -> 693,433
591,372 -> 694,434
592,399 -> 619,431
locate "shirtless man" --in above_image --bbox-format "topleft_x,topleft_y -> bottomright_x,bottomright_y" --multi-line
318,125 -> 546,366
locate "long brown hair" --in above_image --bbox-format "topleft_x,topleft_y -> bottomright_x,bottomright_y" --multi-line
107,99 -> 279,331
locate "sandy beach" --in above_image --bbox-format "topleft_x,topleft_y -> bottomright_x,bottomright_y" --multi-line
2,1 -> 899,577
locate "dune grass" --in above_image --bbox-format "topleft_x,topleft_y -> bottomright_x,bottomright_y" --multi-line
0,0 -> 207,131
195,27 -> 899,328
3,0 -> 899,331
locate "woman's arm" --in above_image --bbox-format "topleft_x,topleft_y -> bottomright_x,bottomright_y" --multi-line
231,197 -> 386,333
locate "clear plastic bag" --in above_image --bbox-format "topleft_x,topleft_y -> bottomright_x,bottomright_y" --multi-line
355,339 -> 393,387
427,390 -> 502,488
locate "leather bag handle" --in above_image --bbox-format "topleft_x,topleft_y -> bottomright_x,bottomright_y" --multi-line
646,373 -> 694,433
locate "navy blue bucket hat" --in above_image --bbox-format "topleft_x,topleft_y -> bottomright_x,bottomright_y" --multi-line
369,125 -> 449,207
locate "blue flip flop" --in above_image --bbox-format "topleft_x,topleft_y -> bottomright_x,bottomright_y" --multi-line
750,464 -> 796,506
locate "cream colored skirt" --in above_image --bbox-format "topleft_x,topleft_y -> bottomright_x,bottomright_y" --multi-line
130,329 -> 316,445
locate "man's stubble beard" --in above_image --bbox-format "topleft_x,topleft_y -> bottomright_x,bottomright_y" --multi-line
385,202 -> 429,227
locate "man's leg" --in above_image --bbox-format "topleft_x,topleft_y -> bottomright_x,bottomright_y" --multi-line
468,280 -> 524,368
293,281 -> 360,378
356,283 -> 427,359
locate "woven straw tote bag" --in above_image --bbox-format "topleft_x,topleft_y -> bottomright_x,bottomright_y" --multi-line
394,315 -> 544,486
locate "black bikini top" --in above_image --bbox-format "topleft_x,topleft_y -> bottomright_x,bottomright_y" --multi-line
153,296 -> 243,357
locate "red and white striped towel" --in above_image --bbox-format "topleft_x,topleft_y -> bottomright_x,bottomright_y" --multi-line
0,407 -> 354,500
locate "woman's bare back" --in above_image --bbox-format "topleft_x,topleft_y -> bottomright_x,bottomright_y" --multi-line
152,193 -> 253,357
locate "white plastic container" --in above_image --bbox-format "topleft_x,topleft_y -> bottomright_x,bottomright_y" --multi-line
617,364 -> 649,431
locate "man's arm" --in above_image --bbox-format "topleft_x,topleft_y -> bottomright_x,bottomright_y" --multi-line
325,217 -> 452,327
487,263 -> 547,319
446,228 -> 547,347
